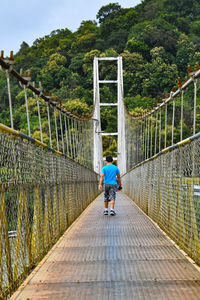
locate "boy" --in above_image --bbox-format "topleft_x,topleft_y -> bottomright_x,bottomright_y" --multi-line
98,156 -> 122,215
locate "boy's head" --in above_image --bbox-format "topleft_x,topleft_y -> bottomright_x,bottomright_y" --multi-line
106,156 -> 113,163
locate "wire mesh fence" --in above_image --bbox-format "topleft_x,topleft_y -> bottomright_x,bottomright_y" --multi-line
0,51 -> 99,299
125,71 -> 200,171
0,125 -> 99,299
123,127 -> 200,266
123,67 -> 200,266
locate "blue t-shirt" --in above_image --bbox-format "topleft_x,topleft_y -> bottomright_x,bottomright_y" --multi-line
102,164 -> 120,185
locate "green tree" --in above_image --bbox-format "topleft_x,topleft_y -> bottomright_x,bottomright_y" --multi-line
190,20 -> 200,35
40,53 -> 67,89
176,34 -> 196,76
121,50 -> 145,96
142,47 -> 178,98
96,3 -> 122,24
64,99 -> 91,116
129,19 -> 178,56
103,138 -> 117,157
126,37 -> 150,58
71,21 -> 99,54
83,50 -> 101,74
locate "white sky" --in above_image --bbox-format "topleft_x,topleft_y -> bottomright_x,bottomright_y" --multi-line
0,0 -> 142,55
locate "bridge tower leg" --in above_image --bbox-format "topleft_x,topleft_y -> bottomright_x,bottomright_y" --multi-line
117,56 -> 126,175
93,56 -> 126,175
93,57 -> 103,174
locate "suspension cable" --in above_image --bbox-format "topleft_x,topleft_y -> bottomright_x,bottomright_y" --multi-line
150,116 -> 153,157
54,108 -> 59,151
64,116 -> 69,156
159,109 -> 162,152
36,94 -> 43,143
180,90 -> 184,141
59,111 -> 64,154
172,98 -> 175,145
193,79 -> 197,135
154,111 -> 158,155
165,102 -> 167,148
24,84 -> 31,137
46,103 -> 52,148
5,70 -> 14,129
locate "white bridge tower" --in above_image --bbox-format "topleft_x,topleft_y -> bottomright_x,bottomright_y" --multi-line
93,56 -> 126,175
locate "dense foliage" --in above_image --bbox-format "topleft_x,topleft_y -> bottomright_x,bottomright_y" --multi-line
1,0 -> 200,155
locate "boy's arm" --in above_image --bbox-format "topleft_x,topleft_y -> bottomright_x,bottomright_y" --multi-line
117,173 -> 122,187
99,173 -> 104,191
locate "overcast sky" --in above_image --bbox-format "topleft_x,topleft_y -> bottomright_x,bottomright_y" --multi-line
1,0 -> 142,55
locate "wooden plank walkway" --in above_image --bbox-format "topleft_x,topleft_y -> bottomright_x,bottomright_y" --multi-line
11,193 -> 200,300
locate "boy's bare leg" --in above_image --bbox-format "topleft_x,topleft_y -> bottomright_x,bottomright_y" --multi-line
110,200 -> 115,210
104,202 -> 108,209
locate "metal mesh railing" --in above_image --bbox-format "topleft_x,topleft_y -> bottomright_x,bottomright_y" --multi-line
123,68 -> 200,266
123,133 -> 200,265
0,124 -> 99,299
0,51 -> 99,299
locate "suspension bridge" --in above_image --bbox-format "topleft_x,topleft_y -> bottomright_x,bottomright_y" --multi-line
0,53 -> 200,299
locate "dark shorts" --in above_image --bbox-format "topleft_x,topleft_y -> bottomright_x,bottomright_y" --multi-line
104,184 -> 118,202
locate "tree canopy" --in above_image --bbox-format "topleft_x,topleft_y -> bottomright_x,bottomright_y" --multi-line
1,0 -> 200,155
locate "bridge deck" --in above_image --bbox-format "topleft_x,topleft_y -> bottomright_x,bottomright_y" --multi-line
11,193 -> 200,300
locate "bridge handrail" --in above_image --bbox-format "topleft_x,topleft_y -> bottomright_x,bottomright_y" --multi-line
123,131 -> 200,176
0,123 -> 96,173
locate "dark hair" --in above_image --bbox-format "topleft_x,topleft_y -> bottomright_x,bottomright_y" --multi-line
106,156 -> 113,162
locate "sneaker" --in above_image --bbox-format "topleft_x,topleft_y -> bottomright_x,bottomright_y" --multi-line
104,210 -> 108,215
110,210 -> 116,216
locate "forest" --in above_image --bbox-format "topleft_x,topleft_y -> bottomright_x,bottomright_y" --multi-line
1,0 -> 200,155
